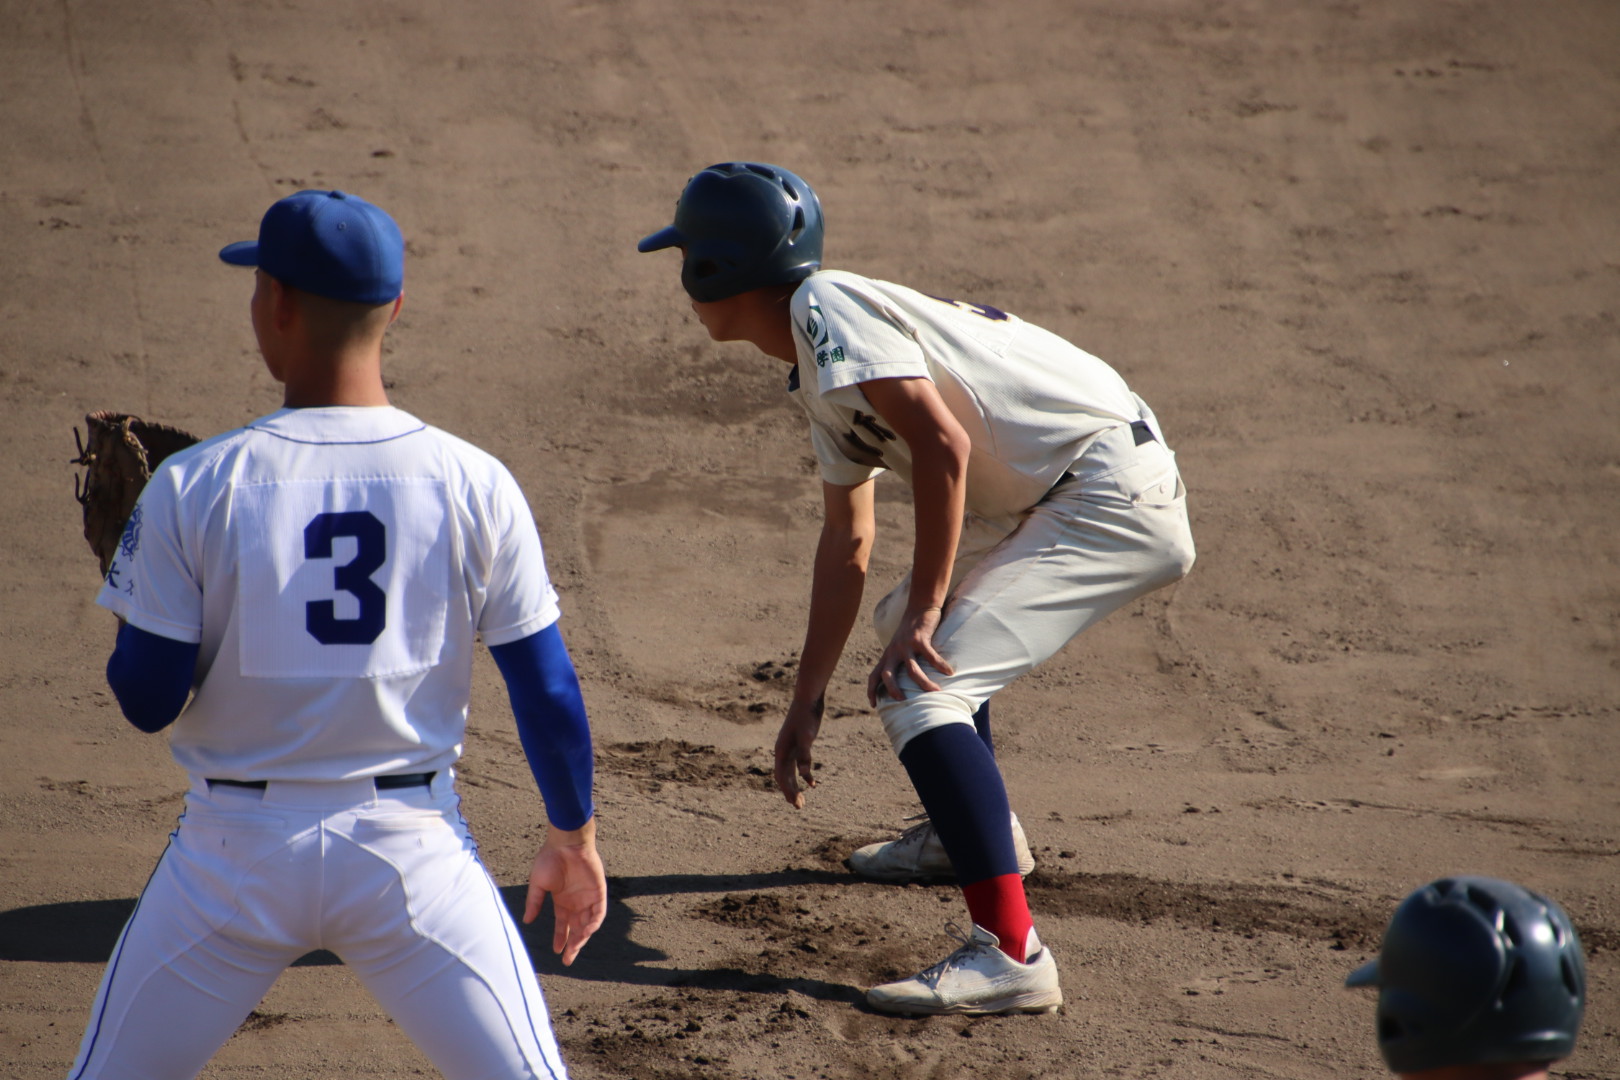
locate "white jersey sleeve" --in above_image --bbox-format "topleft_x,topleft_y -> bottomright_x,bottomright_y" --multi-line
798,277 -> 931,394
98,449 -> 208,644
788,274 -> 927,488
472,465 -> 559,647
786,270 -> 1148,517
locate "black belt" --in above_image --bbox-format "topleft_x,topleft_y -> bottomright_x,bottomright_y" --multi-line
207,772 -> 435,791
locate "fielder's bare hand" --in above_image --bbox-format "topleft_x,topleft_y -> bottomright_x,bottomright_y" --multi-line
774,696 -> 825,809
868,605 -> 953,705
525,819 -> 606,966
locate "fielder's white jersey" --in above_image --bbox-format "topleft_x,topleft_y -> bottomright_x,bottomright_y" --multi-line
96,406 -> 559,781
789,269 -> 1146,518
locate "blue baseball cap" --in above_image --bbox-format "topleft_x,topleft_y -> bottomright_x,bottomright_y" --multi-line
219,189 -> 404,304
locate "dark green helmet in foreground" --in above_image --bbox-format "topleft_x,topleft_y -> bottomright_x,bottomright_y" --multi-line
1346,876 -> 1586,1074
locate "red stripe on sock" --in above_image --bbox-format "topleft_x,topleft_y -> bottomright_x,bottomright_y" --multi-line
962,873 -> 1033,963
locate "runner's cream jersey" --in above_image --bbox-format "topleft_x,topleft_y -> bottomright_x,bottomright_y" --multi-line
789,269 -> 1145,517
96,407 -> 558,781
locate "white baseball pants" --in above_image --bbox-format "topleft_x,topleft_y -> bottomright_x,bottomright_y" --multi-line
68,773 -> 568,1080
873,413 -> 1195,754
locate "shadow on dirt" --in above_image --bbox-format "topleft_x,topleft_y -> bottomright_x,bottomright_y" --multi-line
9,867 -> 1606,981
0,867 -> 863,1003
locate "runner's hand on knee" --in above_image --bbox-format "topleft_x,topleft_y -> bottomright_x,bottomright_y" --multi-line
868,607 -> 953,705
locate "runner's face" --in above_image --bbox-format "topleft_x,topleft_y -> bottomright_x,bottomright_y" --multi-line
690,294 -> 743,341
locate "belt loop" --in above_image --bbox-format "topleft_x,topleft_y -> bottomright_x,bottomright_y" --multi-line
430,768 -> 454,798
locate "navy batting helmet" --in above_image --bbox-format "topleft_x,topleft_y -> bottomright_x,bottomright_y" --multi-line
638,162 -> 823,302
1346,877 -> 1586,1074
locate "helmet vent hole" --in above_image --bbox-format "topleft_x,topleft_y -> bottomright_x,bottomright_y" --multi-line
788,208 -> 805,242
1499,955 -> 1528,1005
1464,884 -> 1507,930
691,258 -> 720,281
781,177 -> 800,201
746,163 -> 775,179
1378,1016 -> 1403,1042
1561,955 -> 1581,997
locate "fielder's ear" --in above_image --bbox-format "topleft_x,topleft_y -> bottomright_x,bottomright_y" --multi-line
389,292 -> 404,325
269,276 -> 299,331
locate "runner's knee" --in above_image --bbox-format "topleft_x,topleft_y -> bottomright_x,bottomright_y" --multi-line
879,692 -> 980,756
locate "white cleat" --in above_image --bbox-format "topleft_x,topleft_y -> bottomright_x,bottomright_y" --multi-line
847,813 -> 1036,882
866,923 -> 1062,1016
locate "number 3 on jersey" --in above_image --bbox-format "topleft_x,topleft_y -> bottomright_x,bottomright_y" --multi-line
238,479 -> 449,679
304,511 -> 386,645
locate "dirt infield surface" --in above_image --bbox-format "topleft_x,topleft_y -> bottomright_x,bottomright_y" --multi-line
3,2 -> 1617,1077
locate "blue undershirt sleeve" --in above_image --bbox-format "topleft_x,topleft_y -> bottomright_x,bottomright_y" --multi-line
488,622 -> 595,832
106,623 -> 199,733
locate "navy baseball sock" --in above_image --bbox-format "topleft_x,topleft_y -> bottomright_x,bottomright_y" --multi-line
972,699 -> 994,757
899,723 -> 1032,960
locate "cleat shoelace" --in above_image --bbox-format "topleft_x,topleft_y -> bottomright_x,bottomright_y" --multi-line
887,815 -> 936,855
896,813 -> 932,839
918,922 -> 986,989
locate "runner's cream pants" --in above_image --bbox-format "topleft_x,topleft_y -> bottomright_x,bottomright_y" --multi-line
873,415 -> 1195,755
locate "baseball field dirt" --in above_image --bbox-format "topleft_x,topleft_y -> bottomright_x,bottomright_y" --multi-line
2,2 -> 1617,1078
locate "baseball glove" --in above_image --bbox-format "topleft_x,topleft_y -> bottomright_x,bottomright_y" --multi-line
72,411 -> 199,577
